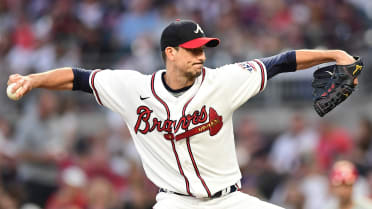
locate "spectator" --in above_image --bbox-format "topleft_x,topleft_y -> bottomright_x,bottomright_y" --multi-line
0,116 -> 16,164
366,170 -> 372,199
0,187 -> 22,209
352,117 -> 372,173
114,0 -> 161,49
271,178 -> 305,209
122,163 -> 155,209
86,177 -> 119,209
300,158 -> 329,209
325,160 -> 372,209
46,166 -> 87,209
269,113 -> 318,174
235,115 -> 264,195
106,111 -> 140,181
235,115 -> 280,199
316,120 -> 353,171
14,91 -> 64,207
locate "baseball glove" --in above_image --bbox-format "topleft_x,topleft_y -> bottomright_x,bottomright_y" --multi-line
312,56 -> 364,117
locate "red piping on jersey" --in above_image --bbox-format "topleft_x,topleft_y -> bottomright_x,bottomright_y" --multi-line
170,140 -> 192,195
182,68 -> 212,198
151,73 -> 170,119
185,138 -> 212,197
253,59 -> 266,92
201,67 -> 206,83
91,70 -> 103,105
151,72 -> 192,196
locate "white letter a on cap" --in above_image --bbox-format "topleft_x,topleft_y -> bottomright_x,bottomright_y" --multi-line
194,24 -> 204,34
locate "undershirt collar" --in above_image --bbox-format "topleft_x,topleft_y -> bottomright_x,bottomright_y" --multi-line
161,72 -> 192,97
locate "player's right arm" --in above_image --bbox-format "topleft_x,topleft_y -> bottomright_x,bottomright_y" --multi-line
7,67 -> 92,99
8,67 -> 140,117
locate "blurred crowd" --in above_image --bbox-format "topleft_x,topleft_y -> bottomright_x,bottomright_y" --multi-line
0,0 -> 371,74
2,91 -> 372,209
1,0 -> 372,209
235,113 -> 372,209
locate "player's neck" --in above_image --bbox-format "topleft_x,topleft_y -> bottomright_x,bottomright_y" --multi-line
164,68 -> 195,90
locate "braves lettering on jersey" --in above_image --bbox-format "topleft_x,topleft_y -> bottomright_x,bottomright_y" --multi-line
89,60 -> 267,198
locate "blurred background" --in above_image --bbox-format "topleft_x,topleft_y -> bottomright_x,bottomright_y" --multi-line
0,0 -> 372,208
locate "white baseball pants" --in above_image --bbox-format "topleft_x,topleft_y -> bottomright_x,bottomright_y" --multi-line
153,191 -> 285,209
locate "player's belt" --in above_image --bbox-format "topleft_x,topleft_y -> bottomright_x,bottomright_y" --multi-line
159,184 -> 239,198
211,184 -> 239,198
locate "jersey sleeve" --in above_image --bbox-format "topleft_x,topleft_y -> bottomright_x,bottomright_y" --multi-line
89,69 -> 143,116
72,68 -> 93,93
215,59 -> 267,110
259,50 -> 297,79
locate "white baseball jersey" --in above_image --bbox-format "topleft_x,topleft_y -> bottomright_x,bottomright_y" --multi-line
89,59 -> 267,198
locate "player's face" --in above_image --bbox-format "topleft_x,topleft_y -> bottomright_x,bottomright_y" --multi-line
174,47 -> 206,79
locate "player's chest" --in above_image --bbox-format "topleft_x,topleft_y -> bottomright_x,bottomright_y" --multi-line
132,93 -> 226,141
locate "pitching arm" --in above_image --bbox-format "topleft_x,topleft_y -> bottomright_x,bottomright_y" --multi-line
7,67 -> 93,99
7,67 -> 74,98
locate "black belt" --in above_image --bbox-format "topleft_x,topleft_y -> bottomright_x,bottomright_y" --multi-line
159,184 -> 239,198
212,184 -> 239,198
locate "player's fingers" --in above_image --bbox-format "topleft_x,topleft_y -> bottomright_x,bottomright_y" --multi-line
354,78 -> 358,86
16,87 -> 24,98
18,80 -> 32,97
7,74 -> 21,85
11,78 -> 25,94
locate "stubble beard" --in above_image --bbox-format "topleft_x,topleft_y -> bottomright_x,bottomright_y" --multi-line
184,68 -> 202,81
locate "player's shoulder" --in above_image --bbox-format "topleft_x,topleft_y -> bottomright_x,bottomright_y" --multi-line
203,62 -> 251,75
92,69 -> 153,89
211,60 -> 266,74
97,68 -> 147,77
95,69 -> 152,81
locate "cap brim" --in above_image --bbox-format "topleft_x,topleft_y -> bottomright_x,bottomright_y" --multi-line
179,37 -> 220,49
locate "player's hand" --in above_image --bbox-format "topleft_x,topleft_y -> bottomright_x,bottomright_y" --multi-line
7,74 -> 33,99
334,51 -> 359,86
334,50 -> 356,65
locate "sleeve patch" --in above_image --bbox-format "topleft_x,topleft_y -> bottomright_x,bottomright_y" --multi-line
237,61 -> 257,72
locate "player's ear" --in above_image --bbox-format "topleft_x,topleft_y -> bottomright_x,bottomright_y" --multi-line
165,47 -> 178,61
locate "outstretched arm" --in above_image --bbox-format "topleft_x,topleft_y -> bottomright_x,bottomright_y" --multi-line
7,67 -> 76,100
295,50 -> 359,86
295,49 -> 355,70
260,49 -> 357,79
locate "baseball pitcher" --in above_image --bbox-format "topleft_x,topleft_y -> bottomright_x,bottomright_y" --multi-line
7,20 -> 363,209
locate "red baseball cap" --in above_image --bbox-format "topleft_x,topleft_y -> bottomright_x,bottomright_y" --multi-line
330,161 -> 358,186
160,19 -> 220,51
